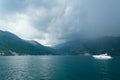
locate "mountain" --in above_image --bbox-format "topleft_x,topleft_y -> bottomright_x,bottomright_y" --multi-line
0,30 -> 53,55
1,30 -> 120,56
54,37 -> 120,56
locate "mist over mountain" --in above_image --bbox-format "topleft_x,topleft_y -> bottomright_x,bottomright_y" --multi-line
0,30 -> 120,56
54,37 -> 120,56
0,30 -> 53,55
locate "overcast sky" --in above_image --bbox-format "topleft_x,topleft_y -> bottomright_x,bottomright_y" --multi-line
0,0 -> 120,46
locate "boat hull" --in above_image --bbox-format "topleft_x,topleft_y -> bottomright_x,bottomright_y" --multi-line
93,55 -> 112,60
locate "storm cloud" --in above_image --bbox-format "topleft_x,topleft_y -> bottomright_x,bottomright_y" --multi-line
0,0 -> 120,46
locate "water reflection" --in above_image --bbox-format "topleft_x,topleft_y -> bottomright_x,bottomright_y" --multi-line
0,56 -> 119,80
0,56 -> 54,80
95,59 -> 111,80
5,56 -> 32,80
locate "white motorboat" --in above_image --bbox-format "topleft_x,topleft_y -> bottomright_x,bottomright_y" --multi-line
93,53 -> 112,59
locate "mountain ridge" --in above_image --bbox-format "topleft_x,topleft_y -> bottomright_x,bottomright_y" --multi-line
0,30 -> 120,56
0,30 -> 53,55
54,36 -> 120,56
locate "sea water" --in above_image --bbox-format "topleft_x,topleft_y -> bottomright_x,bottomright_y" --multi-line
0,56 -> 120,80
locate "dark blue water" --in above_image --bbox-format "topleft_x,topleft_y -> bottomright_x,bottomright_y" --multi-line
0,56 -> 120,80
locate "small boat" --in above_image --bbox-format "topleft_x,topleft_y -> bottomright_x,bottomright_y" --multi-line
93,53 -> 112,60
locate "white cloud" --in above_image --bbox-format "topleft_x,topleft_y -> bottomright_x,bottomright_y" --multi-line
0,13 -> 36,38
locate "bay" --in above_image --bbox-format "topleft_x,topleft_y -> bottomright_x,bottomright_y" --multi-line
0,56 -> 120,80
